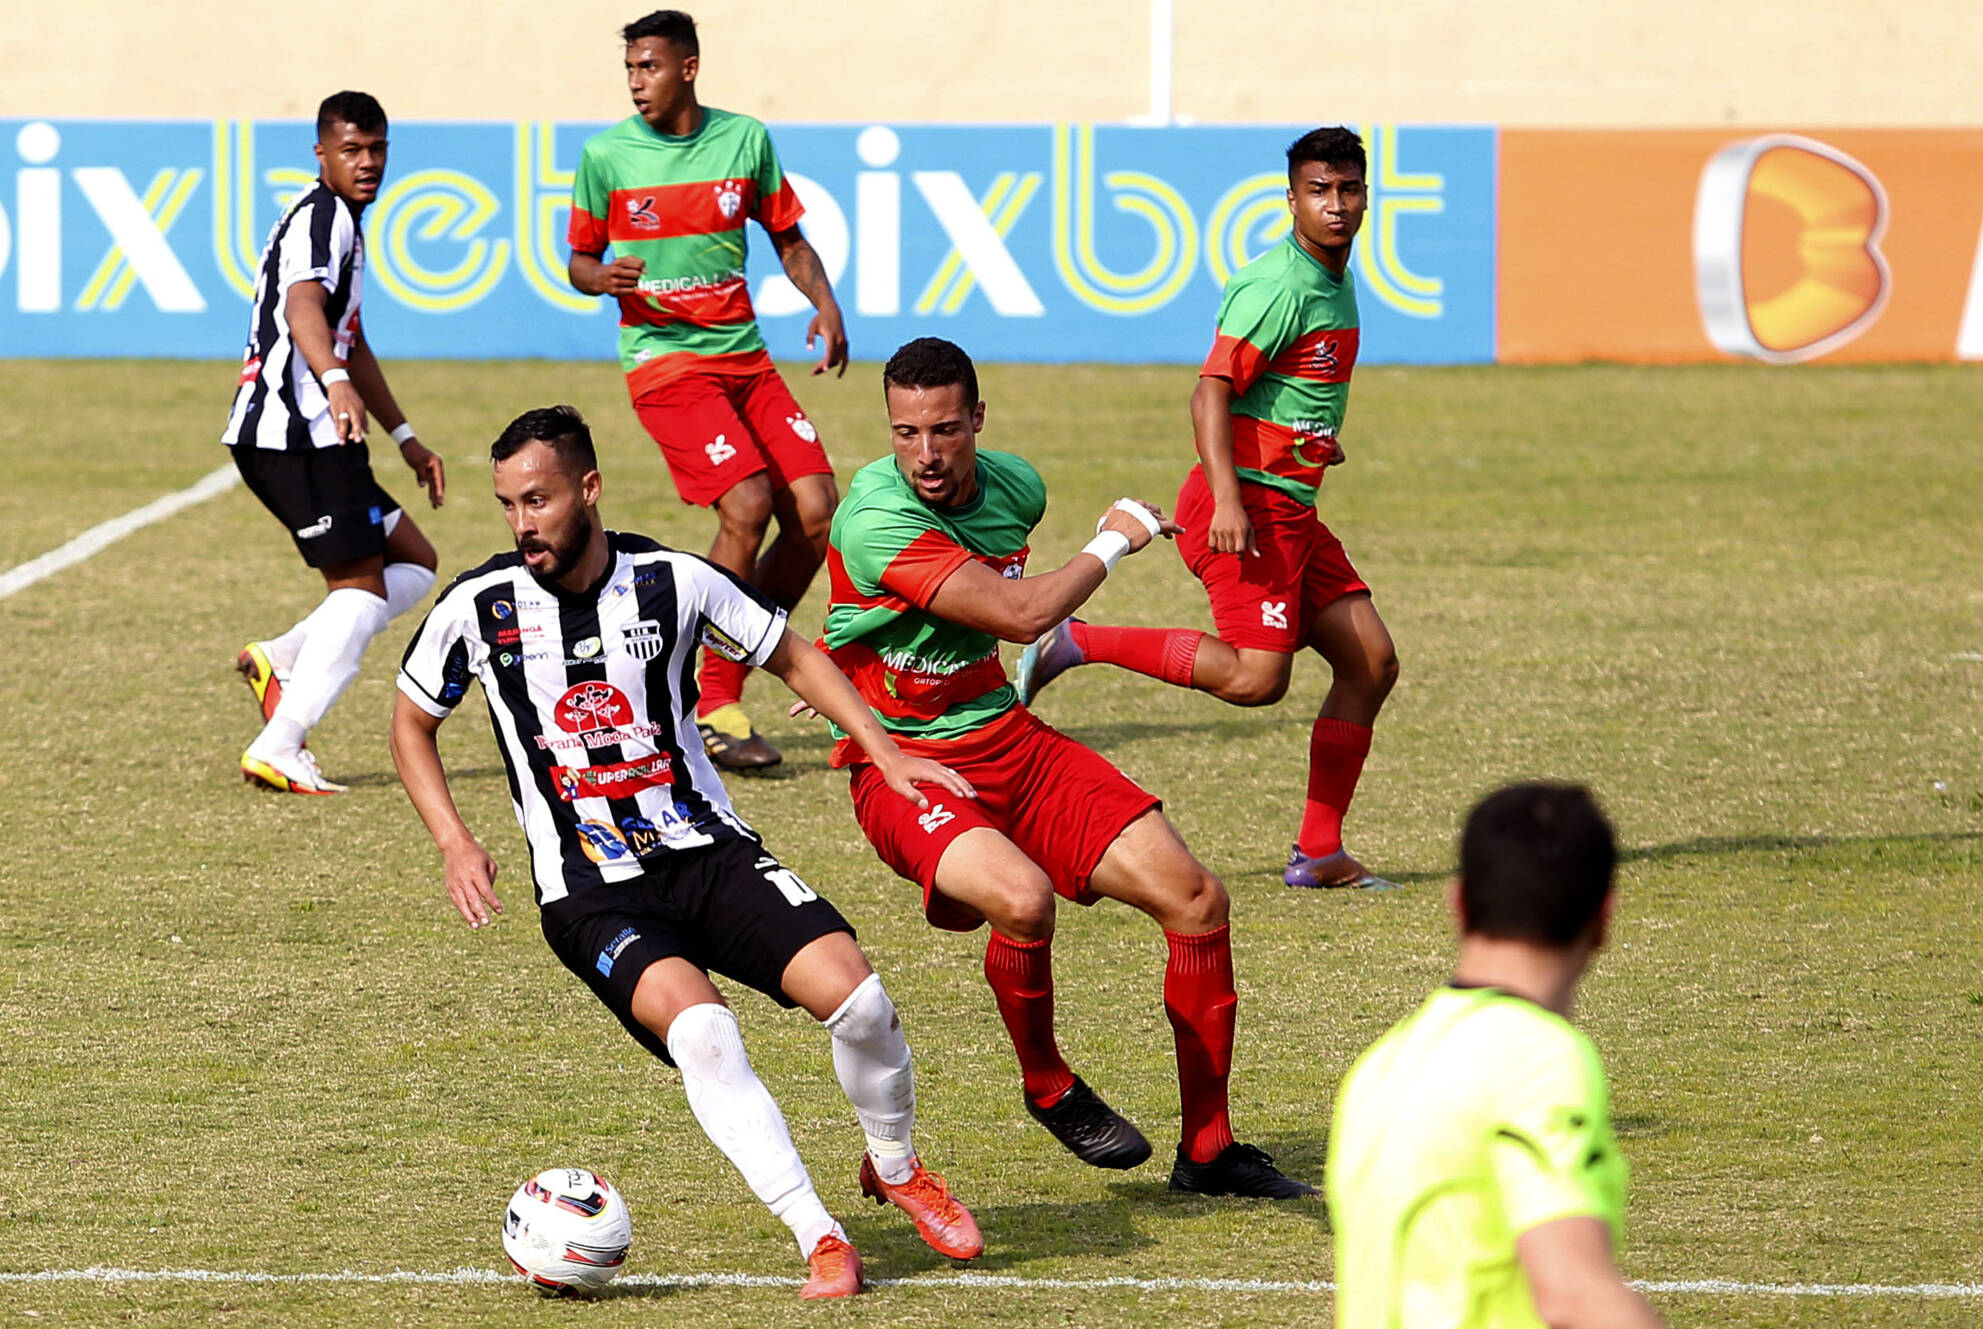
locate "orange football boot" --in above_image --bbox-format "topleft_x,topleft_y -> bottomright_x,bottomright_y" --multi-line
859,1154 -> 983,1261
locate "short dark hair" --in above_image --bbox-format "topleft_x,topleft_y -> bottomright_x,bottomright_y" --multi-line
882,337 -> 979,408
1458,783 -> 1616,947
622,8 -> 698,54
492,405 -> 598,475
317,91 -> 387,140
1286,126 -> 1365,182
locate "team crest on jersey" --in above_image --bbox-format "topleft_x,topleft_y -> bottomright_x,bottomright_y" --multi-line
622,620 -> 665,661
625,196 -> 660,231
555,681 -> 634,733
714,181 -> 744,219
787,413 -> 817,443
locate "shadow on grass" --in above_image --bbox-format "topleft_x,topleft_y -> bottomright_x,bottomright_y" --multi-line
1620,829 -> 1983,864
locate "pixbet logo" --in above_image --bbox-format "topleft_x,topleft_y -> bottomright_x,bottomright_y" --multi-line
554,681 -> 633,733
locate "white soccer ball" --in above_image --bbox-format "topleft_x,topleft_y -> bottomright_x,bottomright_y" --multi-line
501,1167 -> 632,1294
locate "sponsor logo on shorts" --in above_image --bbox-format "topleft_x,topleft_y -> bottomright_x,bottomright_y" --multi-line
622,620 -> 664,662
294,514 -> 333,540
368,505 -> 384,526
787,413 -> 817,443
1260,600 -> 1289,630
551,754 -> 675,802
574,820 -> 632,864
706,434 -> 737,466
714,180 -> 744,219
699,621 -> 750,663
595,926 -> 641,976
554,682 -> 633,733
917,803 -> 956,834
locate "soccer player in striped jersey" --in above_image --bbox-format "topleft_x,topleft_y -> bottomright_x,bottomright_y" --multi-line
566,9 -> 849,774
813,338 -> 1314,1199
1017,128 -> 1400,889
390,406 -> 982,1299
224,91 -> 447,796
1328,784 -> 1669,1329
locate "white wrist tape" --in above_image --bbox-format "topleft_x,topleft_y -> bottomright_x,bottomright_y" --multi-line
319,367 -> 350,386
390,421 -> 417,445
1098,498 -> 1163,538
1081,530 -> 1133,572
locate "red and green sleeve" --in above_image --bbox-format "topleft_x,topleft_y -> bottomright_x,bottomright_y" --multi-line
1200,278 -> 1302,396
750,127 -> 805,233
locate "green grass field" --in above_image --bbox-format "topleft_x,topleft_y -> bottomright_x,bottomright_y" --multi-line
1,358 -> 1978,1328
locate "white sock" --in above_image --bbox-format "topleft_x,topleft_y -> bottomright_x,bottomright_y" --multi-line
825,973 -> 917,1184
667,1003 -> 841,1256
251,587 -> 390,756
383,562 -> 436,619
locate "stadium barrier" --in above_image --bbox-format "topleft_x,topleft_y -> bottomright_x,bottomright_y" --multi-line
0,119 -> 1976,364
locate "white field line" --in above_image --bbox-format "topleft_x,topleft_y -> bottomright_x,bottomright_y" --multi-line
0,1267 -> 1978,1299
0,463 -> 238,602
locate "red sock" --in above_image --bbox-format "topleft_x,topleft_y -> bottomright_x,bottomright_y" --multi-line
1068,622 -> 1203,688
1299,717 -> 1372,857
1165,926 -> 1236,1165
984,932 -> 1075,1108
696,651 -> 750,719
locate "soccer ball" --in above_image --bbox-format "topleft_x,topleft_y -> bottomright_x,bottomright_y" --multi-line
501,1168 -> 632,1294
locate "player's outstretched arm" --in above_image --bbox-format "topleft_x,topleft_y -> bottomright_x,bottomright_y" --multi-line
1190,376 -> 1256,557
760,631 -> 974,807
347,328 -> 444,508
1515,1217 -> 1669,1329
285,281 -> 368,445
390,694 -> 503,928
924,499 -> 1184,644
767,225 -> 848,377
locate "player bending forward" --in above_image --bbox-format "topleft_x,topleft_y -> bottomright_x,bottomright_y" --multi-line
227,91 -> 447,795
814,338 -> 1313,1198
1329,784 -> 1669,1328
390,406 -> 980,1299
1019,128 -> 1398,890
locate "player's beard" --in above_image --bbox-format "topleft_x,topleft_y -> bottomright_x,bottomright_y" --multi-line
518,511 -> 595,585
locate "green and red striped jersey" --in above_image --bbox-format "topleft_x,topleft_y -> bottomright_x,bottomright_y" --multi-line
821,450 -> 1048,762
568,108 -> 805,396
1199,235 -> 1361,505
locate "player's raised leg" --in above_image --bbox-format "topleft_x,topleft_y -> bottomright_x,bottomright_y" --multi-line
779,932 -> 982,1261
1085,809 -> 1317,1198
631,960 -> 863,1298
1285,590 -> 1398,890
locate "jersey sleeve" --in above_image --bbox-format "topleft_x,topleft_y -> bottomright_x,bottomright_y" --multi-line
1200,276 -> 1303,396
749,122 -> 805,233
276,193 -> 357,295
683,557 -> 789,668
838,501 -> 973,609
1486,1033 -> 1626,1241
567,139 -> 611,254
397,591 -> 485,718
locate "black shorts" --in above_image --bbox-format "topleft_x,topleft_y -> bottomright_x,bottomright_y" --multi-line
540,836 -> 854,1066
232,442 -> 401,568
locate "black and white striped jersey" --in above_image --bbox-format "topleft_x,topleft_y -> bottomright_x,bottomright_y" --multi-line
397,532 -> 789,908
221,181 -> 365,452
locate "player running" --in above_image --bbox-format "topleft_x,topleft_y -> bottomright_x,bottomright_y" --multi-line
567,8 -> 849,773
390,406 -> 981,1299
1328,784 -> 1669,1328
225,91 -> 446,795
812,337 -> 1314,1198
1017,127 -> 1399,890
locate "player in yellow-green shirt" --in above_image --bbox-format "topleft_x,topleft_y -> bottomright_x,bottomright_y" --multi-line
1328,784 -> 1669,1329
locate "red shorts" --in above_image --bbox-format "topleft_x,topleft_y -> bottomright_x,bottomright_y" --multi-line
1175,465 -> 1369,653
631,368 -> 834,507
847,708 -> 1161,932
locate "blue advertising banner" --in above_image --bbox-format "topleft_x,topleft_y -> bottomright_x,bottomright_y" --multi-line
0,118 -> 1493,364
